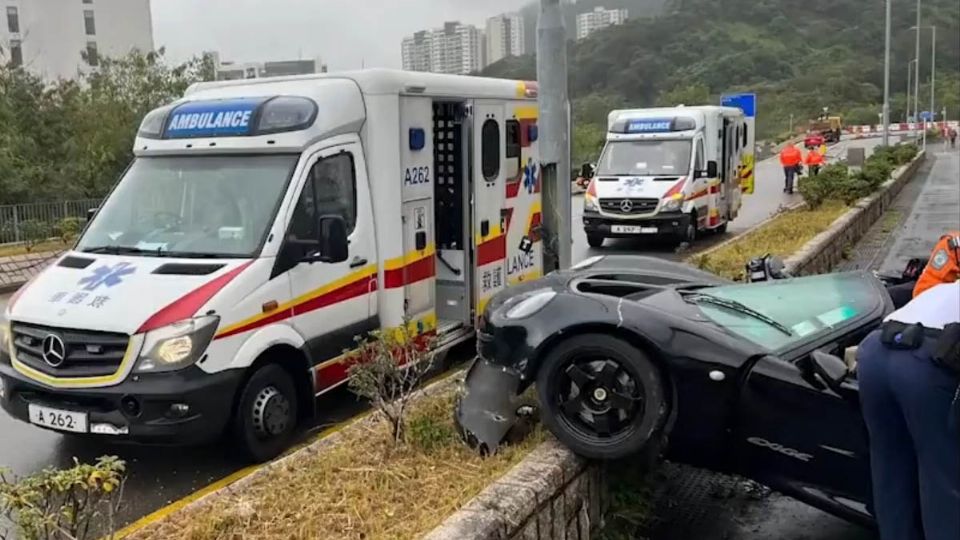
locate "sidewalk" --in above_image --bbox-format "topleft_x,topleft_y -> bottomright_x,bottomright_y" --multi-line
878,144 -> 960,275
0,250 -> 62,293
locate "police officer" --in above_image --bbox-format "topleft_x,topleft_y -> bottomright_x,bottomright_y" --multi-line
857,281 -> 960,540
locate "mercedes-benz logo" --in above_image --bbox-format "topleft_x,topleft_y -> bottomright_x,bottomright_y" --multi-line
620,199 -> 634,213
41,334 -> 66,368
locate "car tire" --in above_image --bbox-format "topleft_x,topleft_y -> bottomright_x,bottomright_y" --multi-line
713,221 -> 728,235
232,364 -> 299,463
536,334 -> 667,460
587,234 -> 605,248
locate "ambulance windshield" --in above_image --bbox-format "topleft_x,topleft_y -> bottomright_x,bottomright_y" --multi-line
597,140 -> 692,177
76,155 -> 297,258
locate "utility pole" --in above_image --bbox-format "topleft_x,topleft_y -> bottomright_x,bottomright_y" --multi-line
882,0 -> 892,147
907,60 -> 916,124
930,26 -> 936,140
914,0 -> 921,141
537,0 -> 571,271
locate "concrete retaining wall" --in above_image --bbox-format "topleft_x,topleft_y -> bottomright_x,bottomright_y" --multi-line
784,151 -> 926,275
422,440 -> 606,540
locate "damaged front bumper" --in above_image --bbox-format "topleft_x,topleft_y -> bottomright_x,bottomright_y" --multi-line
455,357 -> 525,454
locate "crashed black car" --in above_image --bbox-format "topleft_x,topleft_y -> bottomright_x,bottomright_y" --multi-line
457,255 -> 896,528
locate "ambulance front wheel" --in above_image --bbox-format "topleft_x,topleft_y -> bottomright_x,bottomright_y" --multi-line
587,234 -> 605,248
232,364 -> 299,462
678,212 -> 697,245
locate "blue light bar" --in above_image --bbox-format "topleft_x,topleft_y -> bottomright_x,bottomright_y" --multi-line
165,98 -> 267,139
626,119 -> 673,133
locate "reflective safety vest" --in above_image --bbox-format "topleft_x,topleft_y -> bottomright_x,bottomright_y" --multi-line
914,232 -> 960,298
780,145 -> 802,167
805,150 -> 825,165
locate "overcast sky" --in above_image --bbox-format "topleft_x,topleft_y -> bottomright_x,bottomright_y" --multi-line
151,0 -> 525,69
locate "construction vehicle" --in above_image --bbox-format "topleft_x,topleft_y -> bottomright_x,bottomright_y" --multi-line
808,110 -> 843,144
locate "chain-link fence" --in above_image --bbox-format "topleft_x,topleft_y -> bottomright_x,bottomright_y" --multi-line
0,199 -> 101,246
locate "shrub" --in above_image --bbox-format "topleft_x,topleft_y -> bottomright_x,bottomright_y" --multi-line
892,143 -> 919,164
16,220 -> 52,251
0,456 -> 125,540
798,163 -> 847,209
346,323 -> 438,444
54,218 -> 84,244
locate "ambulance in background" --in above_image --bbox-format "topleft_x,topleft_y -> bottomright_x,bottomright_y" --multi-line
0,69 -> 543,461
582,106 -> 753,247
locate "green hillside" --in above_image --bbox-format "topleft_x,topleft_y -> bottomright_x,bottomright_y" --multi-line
488,0 -> 960,160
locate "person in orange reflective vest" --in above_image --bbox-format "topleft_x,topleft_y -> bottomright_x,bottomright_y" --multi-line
805,146 -> 825,176
779,143 -> 803,194
914,232 -> 960,298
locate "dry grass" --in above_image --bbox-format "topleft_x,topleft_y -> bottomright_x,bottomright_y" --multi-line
145,391 -> 545,540
0,240 -> 66,258
689,201 -> 849,280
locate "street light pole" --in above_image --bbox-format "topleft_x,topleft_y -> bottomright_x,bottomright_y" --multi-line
882,0 -> 892,146
914,0 -> 921,141
907,60 -> 914,123
930,26 -> 936,136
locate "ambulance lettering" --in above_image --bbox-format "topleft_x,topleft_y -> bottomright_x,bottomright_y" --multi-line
404,166 -> 430,186
168,111 -> 253,131
507,251 -> 536,277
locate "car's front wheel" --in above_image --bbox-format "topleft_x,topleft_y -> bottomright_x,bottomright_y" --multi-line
232,364 -> 299,462
536,334 -> 666,460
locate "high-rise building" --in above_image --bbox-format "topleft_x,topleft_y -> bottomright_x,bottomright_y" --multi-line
486,12 -> 525,67
0,0 -> 154,80
401,22 -> 485,75
576,7 -> 629,40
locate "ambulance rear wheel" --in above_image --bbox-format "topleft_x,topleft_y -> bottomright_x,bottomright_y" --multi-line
713,221 -> 728,235
232,364 -> 299,463
587,234 -> 605,248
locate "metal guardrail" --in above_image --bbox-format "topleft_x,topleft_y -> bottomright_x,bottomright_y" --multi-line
0,199 -> 101,245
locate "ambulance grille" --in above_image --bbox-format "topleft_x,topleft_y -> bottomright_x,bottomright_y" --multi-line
10,323 -> 130,379
599,198 -> 660,215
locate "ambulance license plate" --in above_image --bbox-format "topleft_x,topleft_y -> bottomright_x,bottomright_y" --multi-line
28,404 -> 88,433
612,225 -> 658,234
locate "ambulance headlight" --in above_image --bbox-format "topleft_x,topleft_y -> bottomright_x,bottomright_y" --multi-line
0,315 -> 11,363
138,105 -> 173,139
134,316 -> 219,373
660,194 -> 684,213
584,194 -> 599,212
255,97 -> 318,135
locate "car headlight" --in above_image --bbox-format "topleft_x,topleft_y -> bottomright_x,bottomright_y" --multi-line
134,315 -> 219,373
660,195 -> 683,213
504,290 -> 557,319
584,195 -> 599,212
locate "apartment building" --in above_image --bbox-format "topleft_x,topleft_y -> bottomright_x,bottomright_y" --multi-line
576,6 -> 629,40
486,12 -> 525,66
401,21 -> 485,75
1,0 -> 154,80
207,52 -> 328,81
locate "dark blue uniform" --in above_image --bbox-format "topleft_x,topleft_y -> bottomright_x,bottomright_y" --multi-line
858,327 -> 960,540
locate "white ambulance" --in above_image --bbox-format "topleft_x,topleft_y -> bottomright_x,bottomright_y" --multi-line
582,106 -> 754,247
0,69 -> 544,461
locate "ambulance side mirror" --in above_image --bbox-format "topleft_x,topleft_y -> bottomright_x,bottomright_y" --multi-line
86,208 -> 97,222
317,215 -> 349,264
706,160 -> 718,178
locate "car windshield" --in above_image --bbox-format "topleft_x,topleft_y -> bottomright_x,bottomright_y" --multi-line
597,140 -> 692,176
690,273 -> 881,351
76,155 -> 297,258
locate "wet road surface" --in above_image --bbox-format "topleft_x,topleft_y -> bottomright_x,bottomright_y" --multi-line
0,135 -> 897,537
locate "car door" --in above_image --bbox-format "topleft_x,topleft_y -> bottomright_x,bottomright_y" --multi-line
731,340 -> 874,524
284,140 -> 379,392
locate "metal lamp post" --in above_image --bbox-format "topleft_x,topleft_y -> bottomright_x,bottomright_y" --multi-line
882,0 -> 892,147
